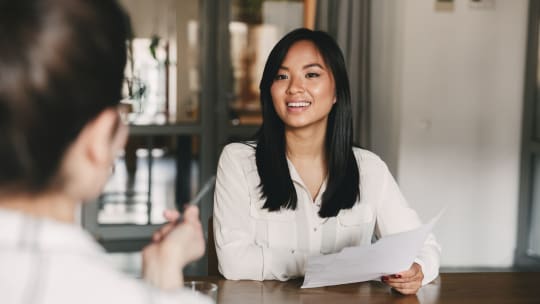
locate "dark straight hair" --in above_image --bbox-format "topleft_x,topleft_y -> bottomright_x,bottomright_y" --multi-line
255,28 -> 360,218
0,0 -> 129,193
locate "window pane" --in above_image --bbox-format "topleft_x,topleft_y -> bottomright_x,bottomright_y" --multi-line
175,1 -> 201,122
98,135 -> 200,225
119,0 -> 200,124
228,0 -> 303,126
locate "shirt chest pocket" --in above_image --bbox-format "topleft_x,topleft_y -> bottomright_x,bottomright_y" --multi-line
336,204 -> 375,248
246,173 -> 298,250
249,199 -> 297,250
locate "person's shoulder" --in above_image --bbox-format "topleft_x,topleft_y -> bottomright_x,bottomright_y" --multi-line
352,147 -> 389,172
220,142 -> 257,164
352,147 -> 383,163
222,142 -> 256,155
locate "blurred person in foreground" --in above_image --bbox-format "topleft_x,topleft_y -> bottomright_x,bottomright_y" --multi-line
0,0 -> 210,303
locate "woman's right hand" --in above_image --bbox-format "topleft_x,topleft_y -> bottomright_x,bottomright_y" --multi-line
142,205 -> 205,290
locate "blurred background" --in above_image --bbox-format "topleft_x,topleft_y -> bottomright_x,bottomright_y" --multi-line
80,0 -> 540,276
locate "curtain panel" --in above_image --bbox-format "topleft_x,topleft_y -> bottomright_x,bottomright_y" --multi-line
316,0 -> 371,148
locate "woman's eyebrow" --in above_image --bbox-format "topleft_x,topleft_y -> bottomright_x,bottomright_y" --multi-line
303,63 -> 324,69
278,63 -> 325,70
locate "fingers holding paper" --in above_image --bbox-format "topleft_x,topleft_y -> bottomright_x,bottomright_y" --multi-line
382,263 -> 424,295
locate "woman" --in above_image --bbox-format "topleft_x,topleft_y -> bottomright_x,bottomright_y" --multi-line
0,1 -> 210,303
213,28 -> 441,295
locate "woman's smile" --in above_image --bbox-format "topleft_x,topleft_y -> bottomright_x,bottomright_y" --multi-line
286,100 -> 312,112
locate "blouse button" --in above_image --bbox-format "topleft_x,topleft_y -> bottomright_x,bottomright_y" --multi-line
313,227 -> 318,232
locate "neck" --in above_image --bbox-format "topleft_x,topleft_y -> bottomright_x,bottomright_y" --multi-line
0,191 -> 78,223
285,125 -> 326,161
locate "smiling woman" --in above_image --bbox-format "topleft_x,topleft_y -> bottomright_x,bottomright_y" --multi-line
213,28 -> 441,295
270,40 -> 336,132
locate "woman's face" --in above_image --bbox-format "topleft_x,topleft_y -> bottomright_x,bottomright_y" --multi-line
270,40 -> 336,132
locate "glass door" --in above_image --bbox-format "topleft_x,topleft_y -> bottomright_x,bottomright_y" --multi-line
82,0 -> 206,252
82,0 -> 310,275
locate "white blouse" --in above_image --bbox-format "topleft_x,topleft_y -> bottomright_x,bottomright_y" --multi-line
0,208 -> 213,304
213,143 -> 441,285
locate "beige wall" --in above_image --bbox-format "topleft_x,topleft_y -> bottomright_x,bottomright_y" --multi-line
371,0 -> 528,267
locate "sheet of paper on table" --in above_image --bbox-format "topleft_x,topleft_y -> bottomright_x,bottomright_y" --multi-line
301,211 -> 442,288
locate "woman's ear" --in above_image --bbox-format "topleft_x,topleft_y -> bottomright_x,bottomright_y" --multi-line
83,108 -> 126,167
110,110 -> 129,158
60,107 -> 127,201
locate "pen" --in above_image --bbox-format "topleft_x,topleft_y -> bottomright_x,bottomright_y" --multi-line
176,175 -> 216,223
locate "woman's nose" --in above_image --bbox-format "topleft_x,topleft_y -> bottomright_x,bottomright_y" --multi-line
286,76 -> 304,94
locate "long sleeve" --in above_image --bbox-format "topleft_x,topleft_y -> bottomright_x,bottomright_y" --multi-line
372,159 -> 441,285
213,144 -> 306,280
0,209 -> 213,304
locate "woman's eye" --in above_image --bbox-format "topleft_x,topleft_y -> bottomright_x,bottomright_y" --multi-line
274,74 -> 288,81
306,72 -> 320,78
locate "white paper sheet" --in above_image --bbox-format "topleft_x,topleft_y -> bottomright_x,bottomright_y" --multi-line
301,212 -> 441,288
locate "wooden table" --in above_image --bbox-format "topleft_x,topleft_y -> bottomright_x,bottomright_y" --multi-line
191,272 -> 540,304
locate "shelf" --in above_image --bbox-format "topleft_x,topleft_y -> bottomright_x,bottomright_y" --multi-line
129,123 -> 202,136
128,123 -> 259,139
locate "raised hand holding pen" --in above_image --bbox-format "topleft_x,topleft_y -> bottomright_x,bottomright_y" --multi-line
143,205 -> 205,289
143,176 -> 216,288
176,175 -> 216,223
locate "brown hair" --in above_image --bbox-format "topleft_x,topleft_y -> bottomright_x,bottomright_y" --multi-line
0,0 -> 130,193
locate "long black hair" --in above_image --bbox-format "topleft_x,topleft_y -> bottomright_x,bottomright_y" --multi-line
255,28 -> 360,218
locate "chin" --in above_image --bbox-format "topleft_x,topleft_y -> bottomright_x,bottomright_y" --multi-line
285,122 -> 311,130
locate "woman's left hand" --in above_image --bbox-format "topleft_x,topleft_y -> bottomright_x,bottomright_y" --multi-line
381,263 -> 424,295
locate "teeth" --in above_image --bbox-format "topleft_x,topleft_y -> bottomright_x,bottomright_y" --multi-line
287,101 -> 311,107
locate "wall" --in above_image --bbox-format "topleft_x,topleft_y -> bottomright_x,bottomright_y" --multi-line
371,0 -> 528,267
